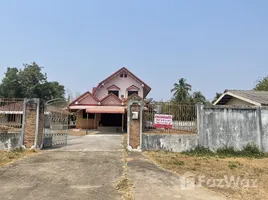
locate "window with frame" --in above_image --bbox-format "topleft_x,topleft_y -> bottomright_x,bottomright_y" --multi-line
82,110 -> 95,119
128,91 -> 138,97
108,90 -> 119,97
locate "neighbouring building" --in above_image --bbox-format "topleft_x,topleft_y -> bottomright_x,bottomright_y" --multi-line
213,90 -> 268,106
68,67 -> 151,132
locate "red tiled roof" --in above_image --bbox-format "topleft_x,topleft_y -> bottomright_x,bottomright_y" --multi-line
126,85 -> 140,91
107,84 -> 120,90
69,91 -> 99,107
100,93 -> 122,104
0,102 -> 24,112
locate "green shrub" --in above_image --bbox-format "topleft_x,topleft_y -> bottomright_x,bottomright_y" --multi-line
228,161 -> 240,169
182,146 -> 215,157
183,144 -> 267,158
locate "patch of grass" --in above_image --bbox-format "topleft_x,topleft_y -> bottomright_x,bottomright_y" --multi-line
182,146 -> 215,157
172,160 -> 184,166
115,134 -> 133,200
0,148 -> 38,167
183,144 -> 267,158
228,161 -> 241,169
144,150 -> 268,200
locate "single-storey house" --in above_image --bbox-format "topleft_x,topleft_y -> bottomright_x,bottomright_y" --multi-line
0,101 -> 24,128
0,100 -> 69,130
213,90 -> 268,106
68,67 -> 151,132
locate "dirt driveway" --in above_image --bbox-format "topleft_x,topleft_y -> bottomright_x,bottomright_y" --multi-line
0,134 -> 123,200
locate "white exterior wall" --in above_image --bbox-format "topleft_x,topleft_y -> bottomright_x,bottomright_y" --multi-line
95,74 -> 144,100
225,97 -> 254,106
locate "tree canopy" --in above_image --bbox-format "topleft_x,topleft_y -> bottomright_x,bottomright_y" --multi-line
0,62 -> 65,101
211,92 -> 223,104
254,76 -> 268,91
171,78 -> 208,104
171,78 -> 192,103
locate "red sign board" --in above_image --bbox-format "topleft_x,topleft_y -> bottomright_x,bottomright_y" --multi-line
154,114 -> 173,129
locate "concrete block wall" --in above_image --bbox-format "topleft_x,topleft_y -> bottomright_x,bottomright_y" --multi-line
0,133 -> 22,150
261,107 -> 268,152
198,105 -> 268,152
198,105 -> 261,151
142,134 -> 198,152
141,105 -> 268,153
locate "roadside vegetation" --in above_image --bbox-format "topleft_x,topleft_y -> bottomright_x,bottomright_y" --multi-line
0,148 -> 38,167
144,146 -> 268,200
115,134 -> 133,200
183,144 -> 267,158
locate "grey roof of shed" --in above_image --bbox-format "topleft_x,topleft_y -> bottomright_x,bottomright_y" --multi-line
214,90 -> 268,106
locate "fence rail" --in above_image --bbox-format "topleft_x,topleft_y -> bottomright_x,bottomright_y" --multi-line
143,102 -> 197,133
0,98 -> 25,134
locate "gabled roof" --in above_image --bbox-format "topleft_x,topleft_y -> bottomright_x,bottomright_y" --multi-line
69,91 -> 99,106
100,93 -> 122,105
93,67 -> 151,98
0,102 -> 24,113
126,85 -> 140,91
107,84 -> 120,90
213,90 -> 268,106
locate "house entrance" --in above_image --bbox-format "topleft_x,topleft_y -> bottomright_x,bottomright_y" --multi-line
100,113 -> 122,127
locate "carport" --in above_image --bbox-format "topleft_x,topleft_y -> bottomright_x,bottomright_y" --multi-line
86,106 -> 126,132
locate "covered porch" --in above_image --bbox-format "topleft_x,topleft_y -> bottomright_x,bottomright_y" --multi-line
69,105 -> 127,133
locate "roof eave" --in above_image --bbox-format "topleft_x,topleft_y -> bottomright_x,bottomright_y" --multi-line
213,92 -> 261,106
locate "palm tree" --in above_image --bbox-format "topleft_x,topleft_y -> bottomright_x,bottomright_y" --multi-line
212,93 -> 222,104
171,78 -> 192,103
192,91 -> 207,104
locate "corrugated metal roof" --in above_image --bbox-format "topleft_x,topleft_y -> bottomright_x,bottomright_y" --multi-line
218,90 -> 268,105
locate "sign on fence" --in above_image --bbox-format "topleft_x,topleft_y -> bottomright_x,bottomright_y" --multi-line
154,114 -> 173,129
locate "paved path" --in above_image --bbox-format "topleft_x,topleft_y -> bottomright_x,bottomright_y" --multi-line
128,152 -> 227,200
1,134 -> 227,200
0,134 -> 123,200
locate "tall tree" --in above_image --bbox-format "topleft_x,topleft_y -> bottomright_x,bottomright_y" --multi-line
171,78 -> 192,103
212,92 -> 222,104
0,67 -> 22,98
0,62 -> 65,101
191,91 -> 207,104
254,76 -> 268,91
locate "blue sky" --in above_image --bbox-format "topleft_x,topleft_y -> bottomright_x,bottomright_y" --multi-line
0,0 -> 267,101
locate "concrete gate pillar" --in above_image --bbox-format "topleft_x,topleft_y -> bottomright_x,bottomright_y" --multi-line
127,99 -> 144,151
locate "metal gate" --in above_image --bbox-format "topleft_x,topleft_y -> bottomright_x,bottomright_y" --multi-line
42,98 -> 69,148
